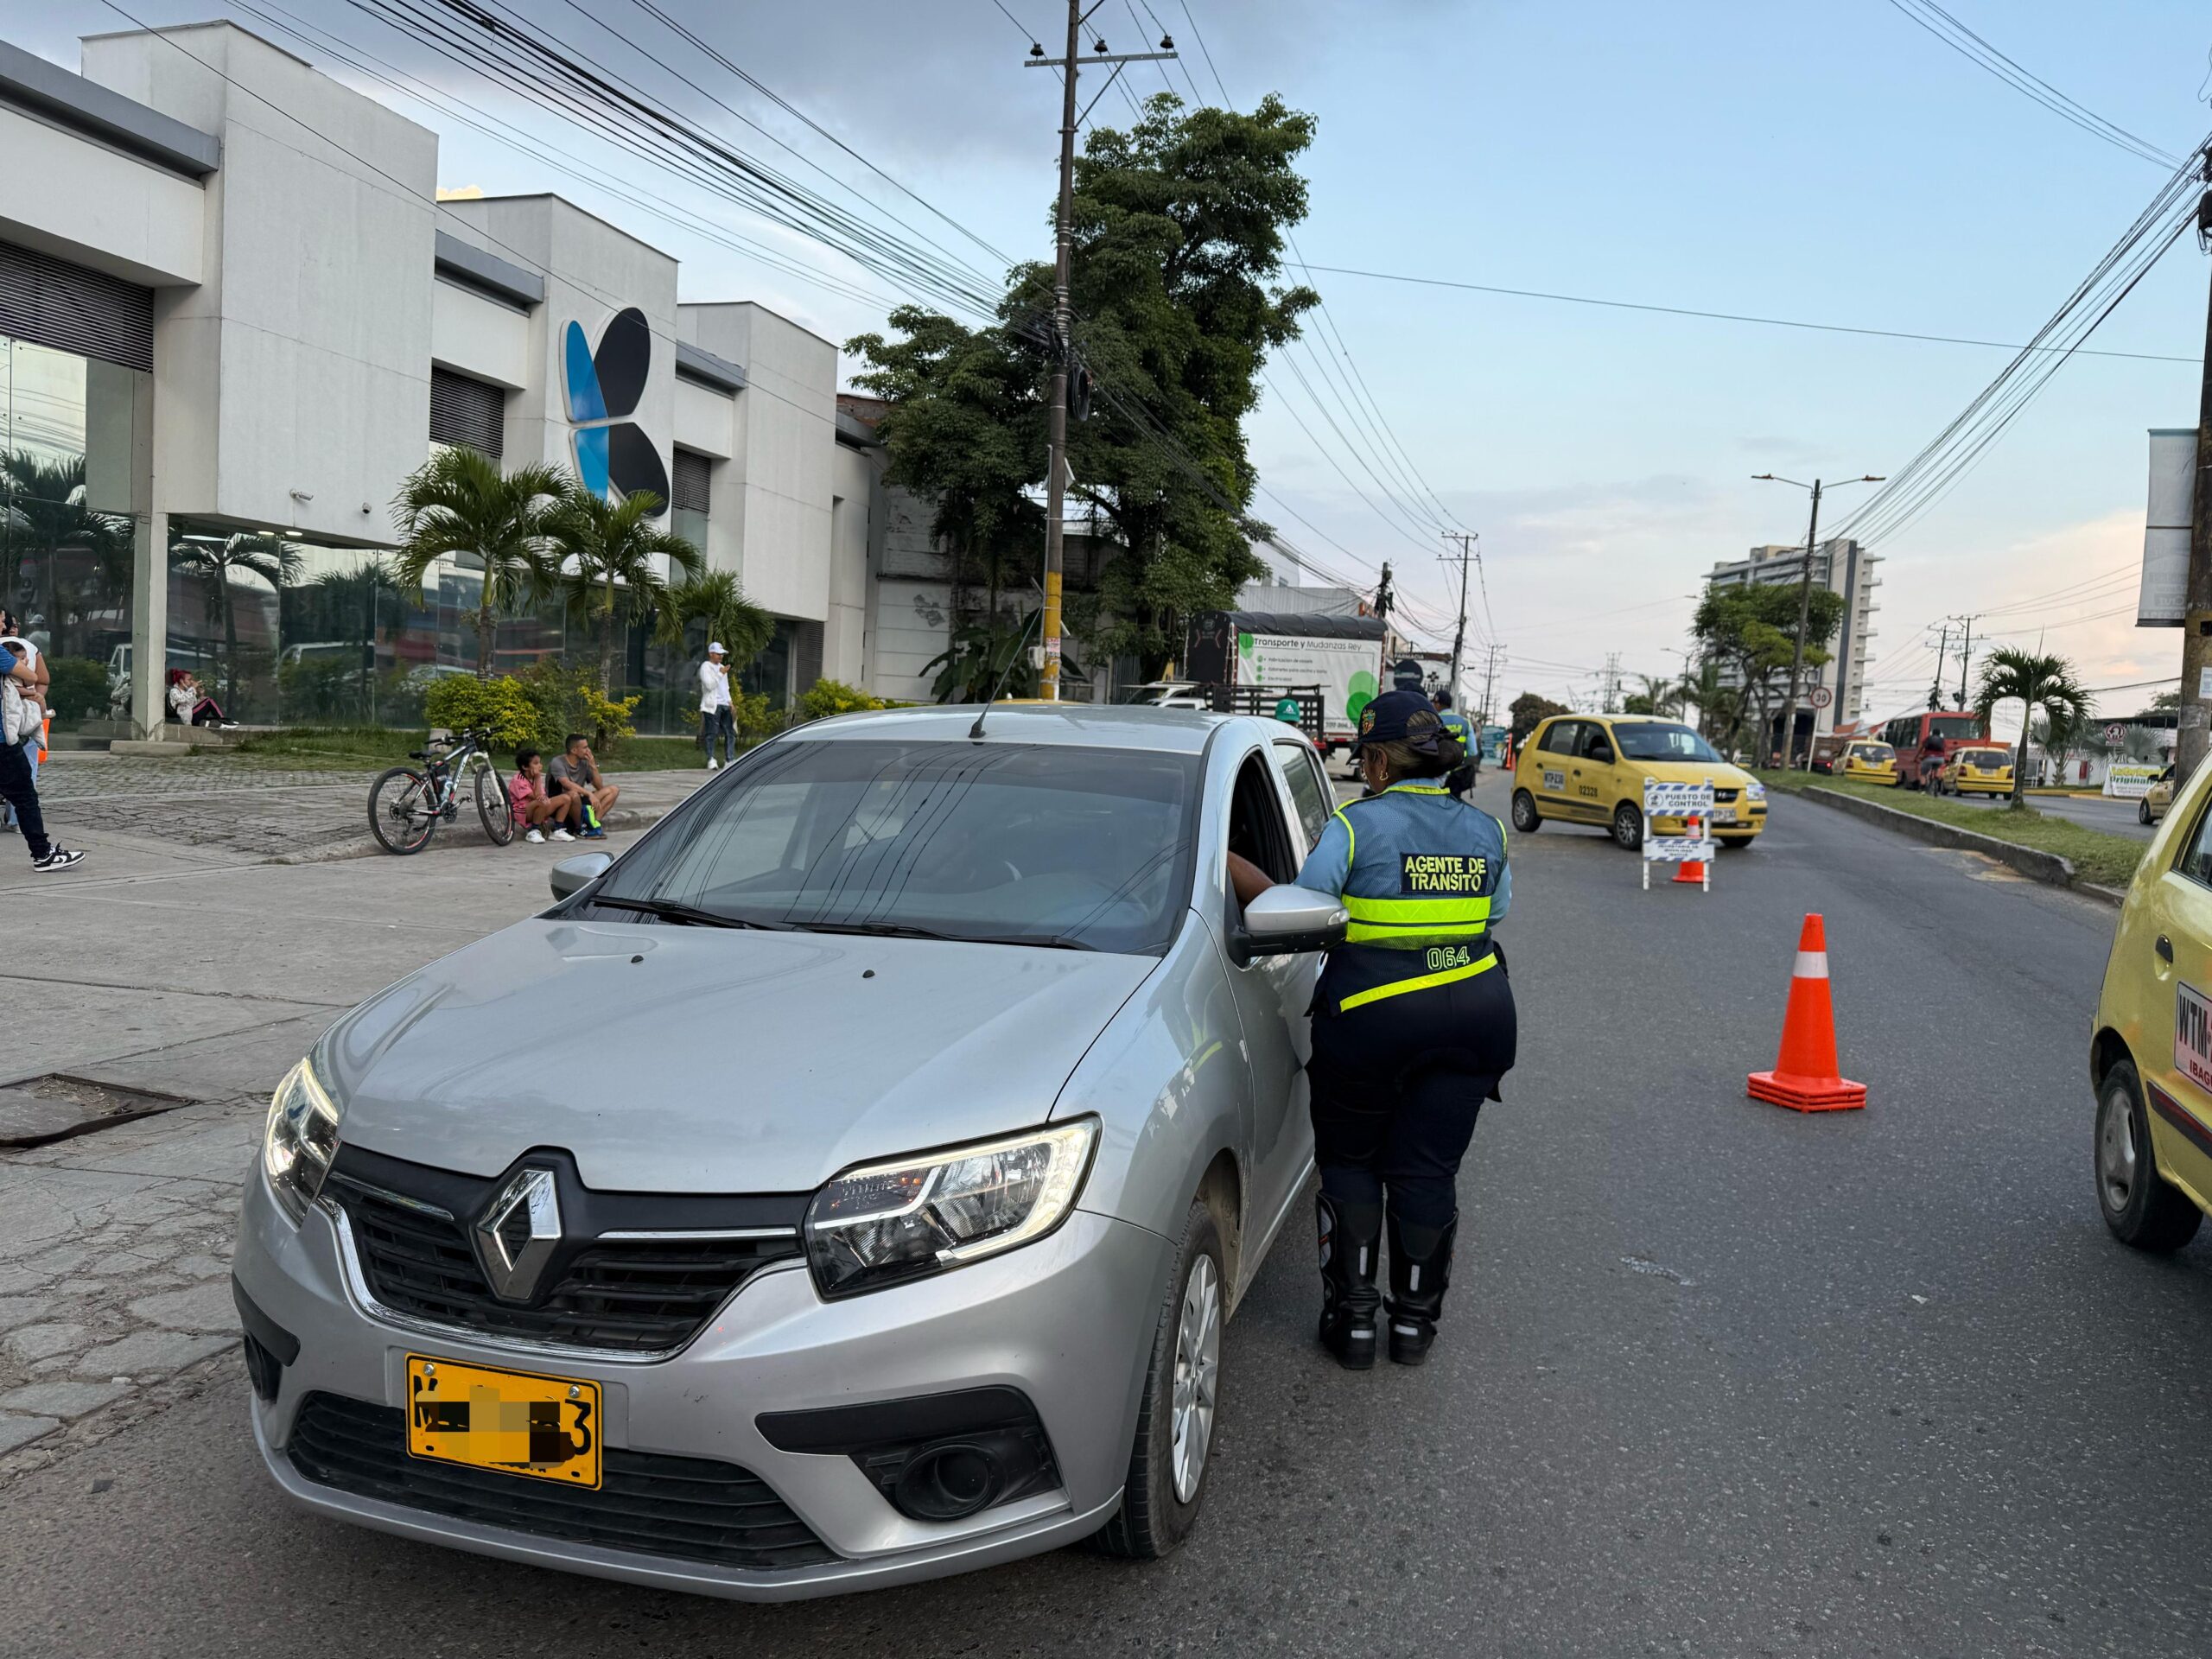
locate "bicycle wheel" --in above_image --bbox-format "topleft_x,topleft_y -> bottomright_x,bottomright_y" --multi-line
368,767 -> 438,855
475,765 -> 515,845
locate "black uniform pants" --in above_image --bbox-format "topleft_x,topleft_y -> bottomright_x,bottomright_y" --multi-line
0,741 -> 50,860
1306,949 -> 1516,1229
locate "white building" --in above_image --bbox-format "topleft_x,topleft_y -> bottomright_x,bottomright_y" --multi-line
1705,537 -> 1881,747
0,22 -> 881,741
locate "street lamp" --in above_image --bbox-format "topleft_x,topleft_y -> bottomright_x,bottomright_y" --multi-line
1751,473 -> 1884,767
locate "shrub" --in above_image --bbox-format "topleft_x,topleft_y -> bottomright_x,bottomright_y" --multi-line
510,659 -> 639,753
423,673 -> 539,752
46,657 -> 107,721
798,678 -> 887,720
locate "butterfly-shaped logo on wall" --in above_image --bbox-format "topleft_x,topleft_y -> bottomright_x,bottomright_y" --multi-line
562,306 -> 670,515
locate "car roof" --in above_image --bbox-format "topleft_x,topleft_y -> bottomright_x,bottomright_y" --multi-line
782,702 -> 1248,756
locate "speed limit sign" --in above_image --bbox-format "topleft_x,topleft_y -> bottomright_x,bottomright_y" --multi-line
1809,685 -> 1833,709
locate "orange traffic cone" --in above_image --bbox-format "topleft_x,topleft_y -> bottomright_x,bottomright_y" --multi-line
1746,913 -> 1866,1112
1672,813 -> 1706,885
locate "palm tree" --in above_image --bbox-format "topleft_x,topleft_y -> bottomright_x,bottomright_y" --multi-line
169,529 -> 302,704
391,448 -> 568,680
2,452 -> 131,656
1975,647 -> 2091,806
659,569 -> 775,673
544,485 -> 704,695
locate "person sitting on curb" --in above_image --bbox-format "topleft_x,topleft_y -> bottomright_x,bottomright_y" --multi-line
507,747 -> 579,845
547,733 -> 617,840
0,641 -> 81,871
167,668 -> 233,728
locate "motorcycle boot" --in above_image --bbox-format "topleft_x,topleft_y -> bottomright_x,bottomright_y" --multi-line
1385,1211 -> 1458,1365
1316,1192 -> 1383,1370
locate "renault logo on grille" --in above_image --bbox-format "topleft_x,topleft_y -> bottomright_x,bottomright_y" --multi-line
474,1167 -> 561,1301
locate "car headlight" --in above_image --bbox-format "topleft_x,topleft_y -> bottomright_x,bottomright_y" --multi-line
263,1056 -> 344,1225
1745,780 -> 1767,800
804,1120 -> 1098,1299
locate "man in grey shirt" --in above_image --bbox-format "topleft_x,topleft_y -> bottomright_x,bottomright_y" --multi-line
546,734 -> 618,840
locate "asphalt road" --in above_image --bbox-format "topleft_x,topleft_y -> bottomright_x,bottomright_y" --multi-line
1948,787 -> 2156,842
9,775 -> 2211,1657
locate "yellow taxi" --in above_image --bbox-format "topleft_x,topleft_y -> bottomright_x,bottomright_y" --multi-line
1933,744 -> 2015,796
1510,715 -> 1767,849
2092,755 -> 2212,1252
1837,741 -> 1898,785
2140,763 -> 2176,826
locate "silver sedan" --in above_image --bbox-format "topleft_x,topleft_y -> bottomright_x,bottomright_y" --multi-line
231,705 -> 1349,1599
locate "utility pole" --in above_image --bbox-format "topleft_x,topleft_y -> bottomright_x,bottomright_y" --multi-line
1951,613 -> 1980,710
1440,532 -> 1476,710
1927,622 -> 1950,712
1478,643 -> 1503,728
1024,12 -> 1178,701
1754,472 -> 1883,766
2175,143 -> 2212,778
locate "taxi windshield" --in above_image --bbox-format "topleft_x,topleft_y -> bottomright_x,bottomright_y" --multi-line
585,740 -> 1201,955
1611,722 -> 1721,764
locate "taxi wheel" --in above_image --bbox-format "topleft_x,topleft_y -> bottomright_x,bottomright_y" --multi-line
2139,799 -> 2152,825
1611,801 -> 1642,851
2095,1058 -> 2203,1253
1510,790 -> 1541,834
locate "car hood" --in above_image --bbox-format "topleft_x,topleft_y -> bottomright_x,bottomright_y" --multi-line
1630,759 -> 1758,789
321,919 -> 1158,1193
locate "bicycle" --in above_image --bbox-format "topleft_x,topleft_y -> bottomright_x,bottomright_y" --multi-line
367,727 -> 514,855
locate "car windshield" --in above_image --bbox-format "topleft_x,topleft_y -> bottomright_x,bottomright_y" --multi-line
1611,721 -> 1721,763
584,740 -> 1201,956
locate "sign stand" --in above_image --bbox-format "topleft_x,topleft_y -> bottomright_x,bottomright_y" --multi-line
1641,776 -> 1717,891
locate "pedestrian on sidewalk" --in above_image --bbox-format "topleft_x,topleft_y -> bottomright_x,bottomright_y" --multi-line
548,734 -> 618,839
0,613 -> 47,834
507,747 -> 579,845
0,640 -> 82,871
698,642 -> 734,770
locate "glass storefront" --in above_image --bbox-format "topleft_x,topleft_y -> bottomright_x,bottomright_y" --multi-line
0,335 -> 149,732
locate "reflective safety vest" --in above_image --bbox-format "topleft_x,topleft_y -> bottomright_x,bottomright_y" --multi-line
1294,783 -> 1511,1014
1437,710 -> 1474,757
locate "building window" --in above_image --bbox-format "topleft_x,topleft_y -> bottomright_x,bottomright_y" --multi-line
671,448 -> 711,553
429,367 -> 505,460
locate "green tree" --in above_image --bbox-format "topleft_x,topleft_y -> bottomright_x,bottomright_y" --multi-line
660,569 -> 775,676
1975,647 -> 2091,806
391,448 -> 568,681
850,93 -> 1319,679
1,452 -> 132,658
1692,585 -> 1844,761
543,485 -> 703,696
1507,691 -> 1570,747
169,529 -> 302,705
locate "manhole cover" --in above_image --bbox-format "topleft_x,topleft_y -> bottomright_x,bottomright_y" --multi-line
0,1074 -> 197,1148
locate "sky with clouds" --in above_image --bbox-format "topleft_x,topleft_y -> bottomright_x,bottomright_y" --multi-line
13,0 -> 2212,715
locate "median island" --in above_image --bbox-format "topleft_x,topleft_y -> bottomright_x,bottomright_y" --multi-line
1756,770 -> 2149,890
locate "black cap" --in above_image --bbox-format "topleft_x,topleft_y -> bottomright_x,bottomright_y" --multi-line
1352,689 -> 1446,756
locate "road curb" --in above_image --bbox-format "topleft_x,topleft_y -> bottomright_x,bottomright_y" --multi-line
266,801 -> 679,866
1792,785 -> 2113,899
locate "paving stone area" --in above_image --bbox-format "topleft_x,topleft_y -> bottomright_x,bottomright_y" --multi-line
0,1097 -> 258,1476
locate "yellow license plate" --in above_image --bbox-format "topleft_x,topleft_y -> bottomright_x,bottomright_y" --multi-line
405,1356 -> 601,1488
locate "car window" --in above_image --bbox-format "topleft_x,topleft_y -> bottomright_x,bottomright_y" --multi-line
1229,750 -> 1297,886
1613,721 -> 1720,764
588,740 -> 1201,955
1538,720 -> 1580,756
1273,741 -> 1332,846
1581,724 -> 1615,762
2179,793 -> 2212,887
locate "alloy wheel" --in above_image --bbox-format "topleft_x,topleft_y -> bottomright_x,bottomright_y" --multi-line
2097,1083 -> 2138,1216
1169,1253 -> 1221,1504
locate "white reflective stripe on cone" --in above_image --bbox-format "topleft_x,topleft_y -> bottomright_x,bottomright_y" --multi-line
1794,950 -> 1830,979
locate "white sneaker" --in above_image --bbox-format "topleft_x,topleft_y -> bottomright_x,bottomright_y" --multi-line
550,827 -> 576,842
525,828 -> 545,843
707,758 -> 720,771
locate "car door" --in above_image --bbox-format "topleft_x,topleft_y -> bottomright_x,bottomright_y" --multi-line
2135,794 -> 2212,1207
1578,719 -> 1625,822
1532,720 -> 1586,819
1220,742 -> 1316,1259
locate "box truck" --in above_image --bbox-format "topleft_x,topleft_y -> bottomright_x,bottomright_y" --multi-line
1184,610 -> 1387,761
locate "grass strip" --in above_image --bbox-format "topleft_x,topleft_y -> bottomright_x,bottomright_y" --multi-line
1755,770 -> 2148,888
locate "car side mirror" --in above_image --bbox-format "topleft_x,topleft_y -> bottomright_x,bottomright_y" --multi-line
1588,745 -> 1612,764
550,851 -> 613,902
1237,884 -> 1347,961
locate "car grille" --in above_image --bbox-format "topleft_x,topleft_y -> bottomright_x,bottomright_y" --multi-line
329,1175 -> 802,1354
287,1393 -> 837,1572
1713,787 -> 1740,804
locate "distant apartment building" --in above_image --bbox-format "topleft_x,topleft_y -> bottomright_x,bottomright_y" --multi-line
1705,538 -> 1880,747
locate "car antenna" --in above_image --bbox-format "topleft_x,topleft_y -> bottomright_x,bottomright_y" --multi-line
969,608 -> 1046,740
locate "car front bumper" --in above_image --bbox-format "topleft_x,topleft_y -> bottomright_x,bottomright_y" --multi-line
233,1167 -> 1172,1599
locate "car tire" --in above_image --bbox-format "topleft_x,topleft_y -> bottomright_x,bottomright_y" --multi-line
1510,790 -> 1541,834
1091,1198 -> 1224,1561
1611,800 -> 1643,850
2095,1058 -> 2203,1253
2139,799 -> 2152,825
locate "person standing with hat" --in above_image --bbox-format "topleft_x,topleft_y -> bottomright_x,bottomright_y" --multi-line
1433,689 -> 1476,799
1230,689 -> 1516,1368
697,641 -> 735,770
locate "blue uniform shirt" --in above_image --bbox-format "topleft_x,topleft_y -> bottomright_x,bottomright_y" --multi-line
1297,782 -> 1510,929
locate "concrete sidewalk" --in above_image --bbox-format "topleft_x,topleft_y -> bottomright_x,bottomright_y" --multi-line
0,783 -> 699,1477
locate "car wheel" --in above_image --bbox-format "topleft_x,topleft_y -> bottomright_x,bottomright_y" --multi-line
1510,790 -> 1541,834
2095,1058 -> 2203,1253
1611,800 -> 1643,850
1091,1198 -> 1224,1560
2139,799 -> 2152,825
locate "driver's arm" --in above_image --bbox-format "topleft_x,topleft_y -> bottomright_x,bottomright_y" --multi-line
1226,851 -> 1273,908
